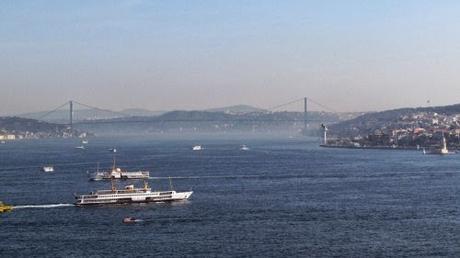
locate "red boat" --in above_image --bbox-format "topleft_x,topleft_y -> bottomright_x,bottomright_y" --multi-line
123,217 -> 143,224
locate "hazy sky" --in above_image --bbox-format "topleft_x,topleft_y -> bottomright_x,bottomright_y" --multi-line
1,0 -> 460,115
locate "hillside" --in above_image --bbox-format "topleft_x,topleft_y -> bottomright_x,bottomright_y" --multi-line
120,108 -> 166,117
18,105 -> 264,122
329,103 -> 460,137
19,109 -> 122,123
74,110 -> 359,135
0,117 -> 86,138
205,105 -> 267,114
83,110 -> 348,124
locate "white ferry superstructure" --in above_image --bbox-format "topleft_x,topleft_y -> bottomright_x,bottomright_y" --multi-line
75,181 -> 192,206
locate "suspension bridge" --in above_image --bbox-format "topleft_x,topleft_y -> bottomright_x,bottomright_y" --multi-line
30,98 -> 338,134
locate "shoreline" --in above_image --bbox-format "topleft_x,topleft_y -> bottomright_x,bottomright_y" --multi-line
320,144 -> 420,151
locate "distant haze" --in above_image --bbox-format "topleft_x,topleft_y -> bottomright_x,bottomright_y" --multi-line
1,1 -> 460,115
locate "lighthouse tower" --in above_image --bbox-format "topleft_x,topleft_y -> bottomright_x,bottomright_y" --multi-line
440,134 -> 449,154
321,124 -> 328,145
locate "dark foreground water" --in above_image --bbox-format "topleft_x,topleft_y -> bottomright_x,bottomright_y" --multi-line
0,135 -> 459,257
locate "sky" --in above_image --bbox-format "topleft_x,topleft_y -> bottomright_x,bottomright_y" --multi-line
1,0 -> 460,115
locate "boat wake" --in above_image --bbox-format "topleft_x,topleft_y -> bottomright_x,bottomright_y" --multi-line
149,175 -> 260,180
13,203 -> 74,209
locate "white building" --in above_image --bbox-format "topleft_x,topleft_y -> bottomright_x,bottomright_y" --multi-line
0,134 -> 16,140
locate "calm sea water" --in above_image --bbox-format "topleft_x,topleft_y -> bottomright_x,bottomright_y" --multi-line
0,135 -> 459,257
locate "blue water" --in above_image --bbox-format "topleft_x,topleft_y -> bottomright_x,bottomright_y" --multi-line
0,135 -> 459,257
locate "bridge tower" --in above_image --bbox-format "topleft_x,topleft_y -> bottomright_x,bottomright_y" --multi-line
304,97 -> 308,132
69,100 -> 73,137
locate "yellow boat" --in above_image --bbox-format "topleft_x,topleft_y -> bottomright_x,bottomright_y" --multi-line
0,201 -> 12,213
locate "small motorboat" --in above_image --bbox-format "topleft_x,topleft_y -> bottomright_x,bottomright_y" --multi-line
123,217 -> 143,224
82,139 -> 89,144
109,148 -> 117,153
192,145 -> 202,151
0,201 -> 12,213
75,146 -> 85,150
240,145 -> 250,151
42,166 -> 54,172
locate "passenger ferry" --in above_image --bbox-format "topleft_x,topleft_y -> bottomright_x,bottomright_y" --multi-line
75,180 -> 193,206
89,158 -> 149,181
90,167 -> 149,181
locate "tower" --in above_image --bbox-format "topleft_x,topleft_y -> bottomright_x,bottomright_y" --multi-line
321,123 -> 328,145
304,97 -> 308,133
69,100 -> 73,137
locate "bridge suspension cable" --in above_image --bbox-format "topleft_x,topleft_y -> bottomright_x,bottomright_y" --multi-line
34,100 -> 132,126
267,98 -> 304,111
306,98 -> 338,113
267,97 -> 337,113
37,102 -> 70,121
72,100 -> 131,118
